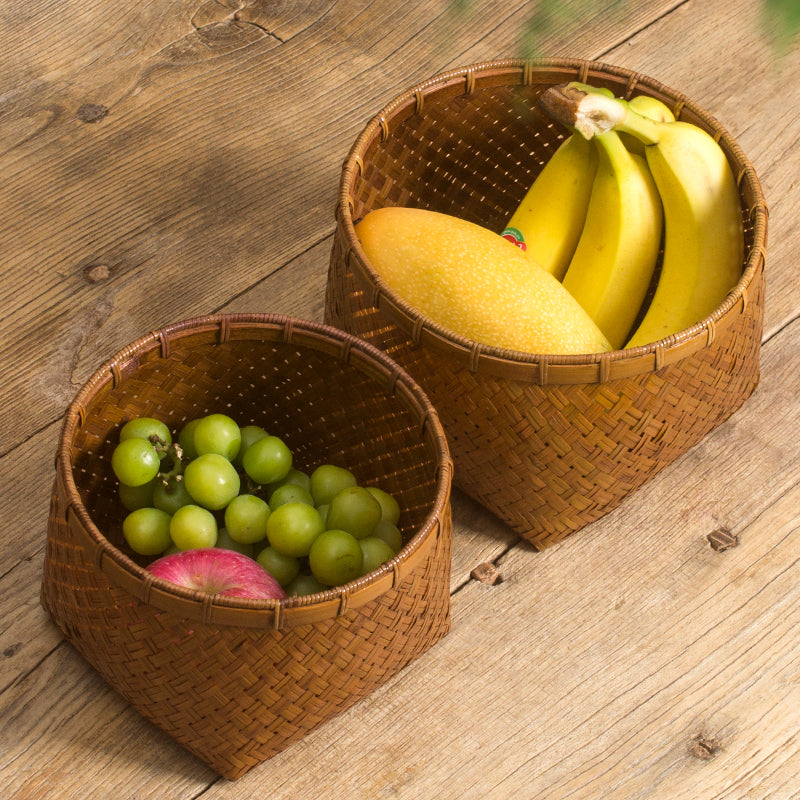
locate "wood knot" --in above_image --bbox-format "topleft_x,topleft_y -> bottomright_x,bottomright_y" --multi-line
76,103 -> 108,123
690,733 -> 721,760
3,642 -> 22,658
470,562 -> 503,585
83,264 -> 111,283
707,527 -> 738,552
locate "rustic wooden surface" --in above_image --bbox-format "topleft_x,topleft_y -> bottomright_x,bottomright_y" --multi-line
2,0 -> 799,797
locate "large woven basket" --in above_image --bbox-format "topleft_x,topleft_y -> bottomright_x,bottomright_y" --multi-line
325,57 -> 767,549
40,314 -> 452,780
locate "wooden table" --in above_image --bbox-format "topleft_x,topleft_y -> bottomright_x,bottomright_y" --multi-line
3,1 -> 799,797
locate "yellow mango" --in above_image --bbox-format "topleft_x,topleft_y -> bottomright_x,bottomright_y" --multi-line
355,207 -> 612,355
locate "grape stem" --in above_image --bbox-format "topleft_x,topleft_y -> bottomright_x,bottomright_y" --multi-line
154,441 -> 186,486
243,474 -> 267,498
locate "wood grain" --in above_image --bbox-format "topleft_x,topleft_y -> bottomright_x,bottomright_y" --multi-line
1,0 -> 798,797
0,0 -> 687,455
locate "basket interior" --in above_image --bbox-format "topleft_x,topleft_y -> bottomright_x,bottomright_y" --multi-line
67,325 -> 443,567
358,83 -> 560,231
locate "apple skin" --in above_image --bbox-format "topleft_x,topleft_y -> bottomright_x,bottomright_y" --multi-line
147,548 -> 287,600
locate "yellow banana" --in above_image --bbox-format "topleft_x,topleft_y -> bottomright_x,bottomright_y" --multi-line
500,132 -> 598,281
628,94 -> 675,122
620,95 -> 675,155
625,115 -> 743,347
539,83 -> 744,349
561,130 -> 663,350
500,85 -> 615,281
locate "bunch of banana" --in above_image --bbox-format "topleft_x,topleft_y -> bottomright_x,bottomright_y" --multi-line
502,92 -> 671,349
505,83 -> 743,350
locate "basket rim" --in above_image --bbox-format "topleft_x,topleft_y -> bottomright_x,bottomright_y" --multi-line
337,56 -> 768,384
54,313 -> 453,629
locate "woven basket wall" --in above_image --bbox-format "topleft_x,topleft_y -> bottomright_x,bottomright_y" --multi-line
40,314 -> 453,780
325,58 -> 767,549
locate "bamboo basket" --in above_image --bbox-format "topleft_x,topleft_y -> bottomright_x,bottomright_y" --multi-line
40,314 -> 453,780
325,58 -> 767,549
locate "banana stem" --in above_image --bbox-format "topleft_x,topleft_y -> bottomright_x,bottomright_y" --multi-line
539,82 -> 662,146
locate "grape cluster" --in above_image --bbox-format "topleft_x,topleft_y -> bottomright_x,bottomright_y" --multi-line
111,414 -> 404,596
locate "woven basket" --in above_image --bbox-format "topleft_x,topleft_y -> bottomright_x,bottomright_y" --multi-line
40,314 -> 452,780
325,57 -> 767,549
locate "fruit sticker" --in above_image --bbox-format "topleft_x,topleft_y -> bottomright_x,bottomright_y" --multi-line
500,226 -> 527,251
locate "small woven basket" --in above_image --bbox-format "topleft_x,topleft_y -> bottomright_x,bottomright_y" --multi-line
40,314 -> 452,780
325,57 -> 767,549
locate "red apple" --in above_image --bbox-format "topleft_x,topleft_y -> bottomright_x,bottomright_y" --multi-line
146,548 -> 287,599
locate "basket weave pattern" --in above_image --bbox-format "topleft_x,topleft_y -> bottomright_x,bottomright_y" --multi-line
325,59 -> 767,548
41,315 -> 452,780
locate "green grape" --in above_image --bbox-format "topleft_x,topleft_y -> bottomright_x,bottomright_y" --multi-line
111,438 -> 161,487
224,494 -> 270,544
178,418 -> 202,460
216,528 -> 256,558
285,572 -> 328,597
152,476 -> 193,515
169,504 -> 218,550
256,545 -> 300,587
316,503 -> 330,526
309,464 -> 357,506
358,536 -> 396,575
242,435 -> 293,485
269,483 -> 314,509
119,417 -> 172,454
268,468 -> 311,494
325,485 -> 382,539
193,413 -> 241,461
183,453 -> 240,510
265,502 -> 325,557
309,529 -> 364,586
122,507 -> 172,556
235,424 -> 268,466
118,479 -> 157,512
366,486 -> 401,525
372,519 -> 404,554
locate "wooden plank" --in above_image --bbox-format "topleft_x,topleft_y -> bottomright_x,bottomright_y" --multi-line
0,426 -> 59,570
0,0 -> 686,454
0,640 -> 212,798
